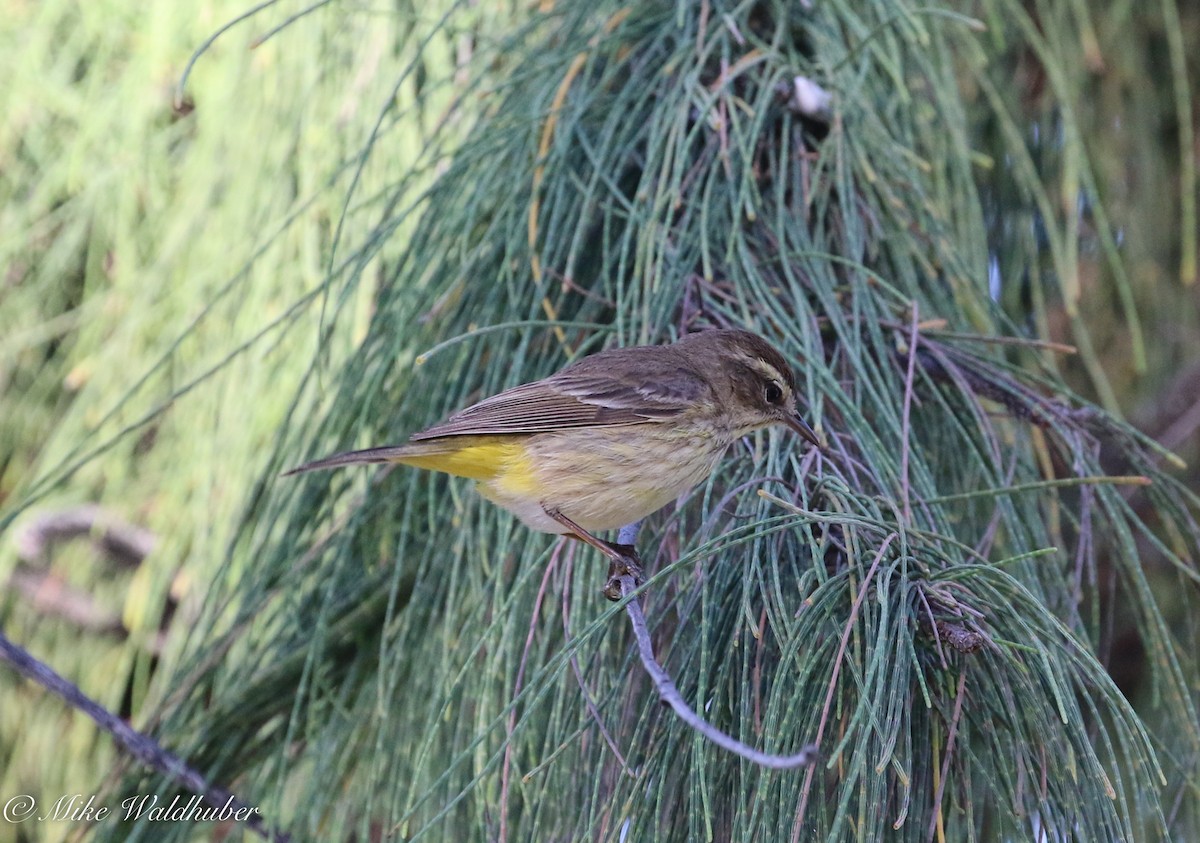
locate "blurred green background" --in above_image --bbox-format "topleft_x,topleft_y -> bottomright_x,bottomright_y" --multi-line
0,0 -> 474,834
1,0 -> 1197,840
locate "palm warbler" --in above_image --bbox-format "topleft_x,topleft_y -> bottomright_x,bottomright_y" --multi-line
286,329 -> 820,597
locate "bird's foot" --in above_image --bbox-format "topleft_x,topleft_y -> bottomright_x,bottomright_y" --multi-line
602,542 -> 644,602
543,507 -> 647,601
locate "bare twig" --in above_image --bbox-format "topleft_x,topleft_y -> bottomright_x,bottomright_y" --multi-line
0,631 -> 286,842
8,508 -> 163,647
614,573 -> 817,769
13,504 -> 156,568
7,567 -> 125,635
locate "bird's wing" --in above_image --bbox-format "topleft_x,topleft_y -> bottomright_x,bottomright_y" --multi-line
410,356 -> 710,440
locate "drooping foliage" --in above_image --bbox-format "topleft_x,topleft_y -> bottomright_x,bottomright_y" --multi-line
8,0 -> 1197,841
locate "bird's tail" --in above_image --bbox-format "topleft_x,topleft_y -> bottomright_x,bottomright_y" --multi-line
283,438 -> 521,482
282,445 -> 421,476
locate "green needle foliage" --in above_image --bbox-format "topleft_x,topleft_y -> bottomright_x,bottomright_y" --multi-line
9,0 -> 1196,841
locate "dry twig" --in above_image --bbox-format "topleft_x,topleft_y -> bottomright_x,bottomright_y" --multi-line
0,633 -> 287,842
612,523 -> 817,770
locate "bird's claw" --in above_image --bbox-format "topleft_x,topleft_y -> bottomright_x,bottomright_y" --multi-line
603,543 -> 644,601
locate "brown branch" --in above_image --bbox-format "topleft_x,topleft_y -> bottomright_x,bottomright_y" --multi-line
7,566 -> 126,636
13,505 -> 156,568
0,631 -> 287,842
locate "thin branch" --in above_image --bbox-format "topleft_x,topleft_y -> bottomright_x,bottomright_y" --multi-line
0,631 -> 286,842
614,574 -> 817,769
7,567 -> 125,636
13,505 -> 156,568
613,521 -> 815,768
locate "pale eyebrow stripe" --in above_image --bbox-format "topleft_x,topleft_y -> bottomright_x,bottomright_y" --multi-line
750,358 -> 786,385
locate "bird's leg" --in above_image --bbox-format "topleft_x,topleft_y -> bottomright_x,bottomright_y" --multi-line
544,508 -> 644,601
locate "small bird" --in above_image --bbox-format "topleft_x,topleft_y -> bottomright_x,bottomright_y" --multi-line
286,329 -> 821,598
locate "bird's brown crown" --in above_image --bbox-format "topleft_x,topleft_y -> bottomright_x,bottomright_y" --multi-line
673,329 -> 800,432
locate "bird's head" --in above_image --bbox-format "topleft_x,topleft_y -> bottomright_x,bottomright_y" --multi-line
679,329 -> 822,446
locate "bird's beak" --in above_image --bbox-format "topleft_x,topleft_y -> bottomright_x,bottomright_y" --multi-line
786,414 -> 823,449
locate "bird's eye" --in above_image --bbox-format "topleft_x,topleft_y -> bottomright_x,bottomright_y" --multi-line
764,382 -> 784,404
